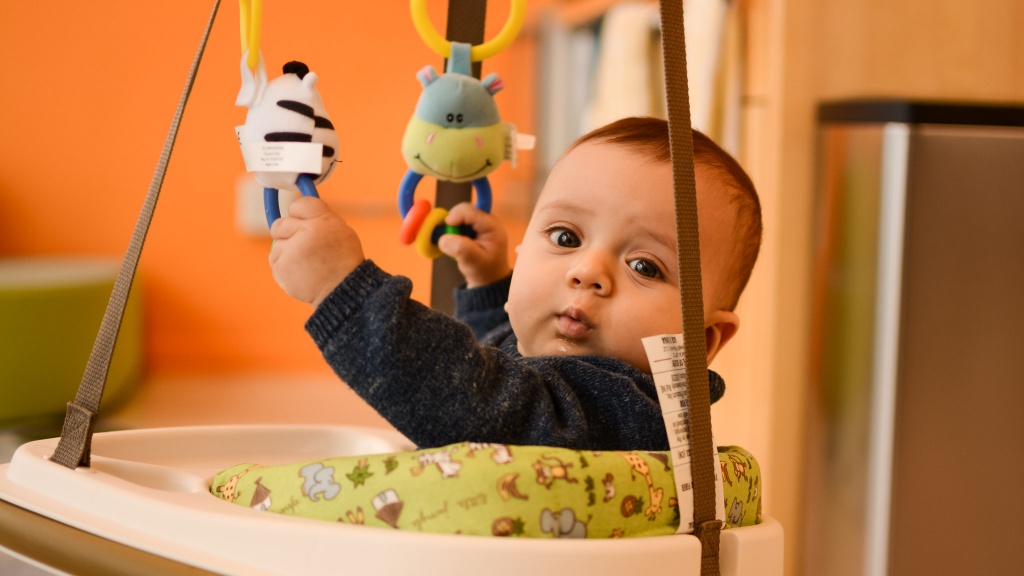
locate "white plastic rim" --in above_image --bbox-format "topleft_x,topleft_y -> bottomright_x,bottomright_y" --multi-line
0,425 -> 783,575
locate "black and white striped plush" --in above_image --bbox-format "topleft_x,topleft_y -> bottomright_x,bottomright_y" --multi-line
240,61 -> 339,190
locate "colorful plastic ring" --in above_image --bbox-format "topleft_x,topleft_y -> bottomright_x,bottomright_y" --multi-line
469,177 -> 492,214
398,170 -> 425,218
433,224 -> 476,245
399,169 -> 492,217
410,0 -> 526,62
415,207 -> 449,259
399,199 -> 432,245
264,173 -> 319,228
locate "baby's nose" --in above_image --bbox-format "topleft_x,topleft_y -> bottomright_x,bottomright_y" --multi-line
566,255 -> 612,295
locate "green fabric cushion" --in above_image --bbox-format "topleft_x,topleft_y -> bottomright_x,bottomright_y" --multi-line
211,442 -> 762,538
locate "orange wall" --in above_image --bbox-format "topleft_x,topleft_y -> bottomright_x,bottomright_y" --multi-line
0,1 -> 537,376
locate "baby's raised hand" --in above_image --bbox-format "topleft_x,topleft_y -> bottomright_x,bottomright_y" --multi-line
437,202 -> 511,288
269,197 -> 365,308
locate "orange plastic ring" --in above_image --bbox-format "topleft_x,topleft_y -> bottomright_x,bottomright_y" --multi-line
399,199 -> 432,245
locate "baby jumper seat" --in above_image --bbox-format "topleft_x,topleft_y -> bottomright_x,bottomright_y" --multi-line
0,1 -> 784,574
0,425 -> 783,575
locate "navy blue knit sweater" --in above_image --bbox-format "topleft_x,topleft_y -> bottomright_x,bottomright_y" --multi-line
305,260 -> 725,451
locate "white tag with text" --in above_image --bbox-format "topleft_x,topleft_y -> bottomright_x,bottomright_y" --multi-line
642,334 -> 726,534
236,127 -> 323,174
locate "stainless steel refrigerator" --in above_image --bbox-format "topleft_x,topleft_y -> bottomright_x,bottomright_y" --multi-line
803,100 -> 1024,576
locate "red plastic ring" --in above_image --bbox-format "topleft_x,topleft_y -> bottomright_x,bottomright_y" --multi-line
399,199 -> 432,245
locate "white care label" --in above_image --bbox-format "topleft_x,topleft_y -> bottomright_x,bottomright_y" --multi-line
642,334 -> 726,534
502,123 -> 536,168
236,126 -> 324,173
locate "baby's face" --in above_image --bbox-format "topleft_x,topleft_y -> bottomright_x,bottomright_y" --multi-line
507,140 -> 734,373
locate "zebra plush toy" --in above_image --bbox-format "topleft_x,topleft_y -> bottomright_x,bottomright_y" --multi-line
236,61 -> 339,227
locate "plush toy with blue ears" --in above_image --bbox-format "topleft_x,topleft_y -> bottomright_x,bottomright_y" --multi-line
397,42 -> 532,259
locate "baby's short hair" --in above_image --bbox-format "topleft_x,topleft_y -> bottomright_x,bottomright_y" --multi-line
569,117 -> 762,310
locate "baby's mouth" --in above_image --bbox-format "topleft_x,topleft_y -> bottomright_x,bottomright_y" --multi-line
556,307 -> 593,339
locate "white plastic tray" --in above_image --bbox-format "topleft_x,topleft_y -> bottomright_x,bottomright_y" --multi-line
0,425 -> 782,575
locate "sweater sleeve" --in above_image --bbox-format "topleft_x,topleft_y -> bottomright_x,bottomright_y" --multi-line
452,274 -> 512,341
304,260 -> 672,451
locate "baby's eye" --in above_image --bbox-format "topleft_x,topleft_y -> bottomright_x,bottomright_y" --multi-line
628,258 -> 662,279
548,229 -> 581,248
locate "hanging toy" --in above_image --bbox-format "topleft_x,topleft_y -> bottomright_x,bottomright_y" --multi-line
238,61 -> 339,227
399,0 -> 533,259
234,0 -> 339,228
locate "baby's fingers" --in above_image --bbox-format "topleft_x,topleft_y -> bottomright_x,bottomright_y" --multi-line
286,196 -> 331,219
270,215 -> 299,241
445,202 -> 494,233
437,233 -> 483,264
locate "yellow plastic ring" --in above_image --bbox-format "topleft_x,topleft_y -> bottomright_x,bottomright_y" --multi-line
410,0 -> 526,62
414,207 -> 449,259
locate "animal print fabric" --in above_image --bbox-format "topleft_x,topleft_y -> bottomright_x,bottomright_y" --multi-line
211,443 -> 761,538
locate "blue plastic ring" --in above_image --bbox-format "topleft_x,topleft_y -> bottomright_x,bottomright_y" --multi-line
397,169 -> 492,218
265,174 -> 320,228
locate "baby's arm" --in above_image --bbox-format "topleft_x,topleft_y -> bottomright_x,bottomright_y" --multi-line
269,197 -> 365,308
436,202 -> 512,288
453,273 -> 512,341
307,262 -> 670,451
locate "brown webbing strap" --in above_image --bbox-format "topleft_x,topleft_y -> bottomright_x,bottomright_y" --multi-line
659,1 -> 723,574
49,0 -> 222,469
429,0 -> 487,315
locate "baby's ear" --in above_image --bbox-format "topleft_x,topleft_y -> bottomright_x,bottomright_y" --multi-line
704,310 -> 739,365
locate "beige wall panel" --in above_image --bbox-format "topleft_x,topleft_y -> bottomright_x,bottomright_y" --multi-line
741,1 -> 1024,575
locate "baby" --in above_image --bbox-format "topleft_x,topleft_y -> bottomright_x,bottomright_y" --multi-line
269,116 -> 761,451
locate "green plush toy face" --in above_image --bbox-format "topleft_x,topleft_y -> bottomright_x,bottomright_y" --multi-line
401,67 -> 507,184
402,117 -> 506,183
